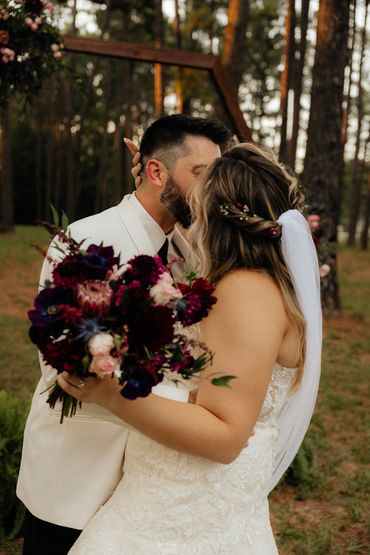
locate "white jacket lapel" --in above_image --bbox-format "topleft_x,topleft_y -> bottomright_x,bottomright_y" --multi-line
115,195 -> 162,257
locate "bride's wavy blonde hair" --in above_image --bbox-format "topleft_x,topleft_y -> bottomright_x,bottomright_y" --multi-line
188,142 -> 306,389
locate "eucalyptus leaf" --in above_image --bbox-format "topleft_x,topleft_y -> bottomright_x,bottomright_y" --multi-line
211,375 -> 236,387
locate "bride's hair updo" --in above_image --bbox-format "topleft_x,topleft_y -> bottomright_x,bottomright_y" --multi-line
188,142 -> 306,388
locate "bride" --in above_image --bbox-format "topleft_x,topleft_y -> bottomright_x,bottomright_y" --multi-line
58,143 -> 322,554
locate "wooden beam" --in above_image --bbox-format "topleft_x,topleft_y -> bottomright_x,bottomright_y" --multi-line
63,36 -> 252,141
63,36 -> 215,70
212,62 -> 252,142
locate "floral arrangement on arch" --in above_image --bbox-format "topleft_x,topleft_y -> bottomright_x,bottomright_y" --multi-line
0,0 -> 63,106
28,214 -> 233,422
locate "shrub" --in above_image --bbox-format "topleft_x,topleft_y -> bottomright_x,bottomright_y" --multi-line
0,390 -> 28,544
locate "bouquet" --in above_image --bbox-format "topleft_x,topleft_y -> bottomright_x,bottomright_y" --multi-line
28,217 -> 231,422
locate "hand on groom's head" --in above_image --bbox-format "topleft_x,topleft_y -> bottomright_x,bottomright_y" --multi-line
124,138 -> 142,188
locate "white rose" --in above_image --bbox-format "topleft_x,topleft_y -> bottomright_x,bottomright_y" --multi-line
149,272 -> 182,305
88,333 -> 114,356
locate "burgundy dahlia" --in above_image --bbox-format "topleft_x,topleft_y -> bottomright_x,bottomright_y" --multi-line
176,278 -> 217,325
123,255 -> 166,289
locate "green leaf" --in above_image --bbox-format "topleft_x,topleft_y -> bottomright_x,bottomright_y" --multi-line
61,210 -> 69,231
50,203 -> 60,226
211,375 -> 236,387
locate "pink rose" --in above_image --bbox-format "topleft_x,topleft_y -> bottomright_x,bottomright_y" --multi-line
53,51 -> 62,59
88,333 -> 114,356
90,354 -> 119,378
149,272 -> 182,305
319,264 -> 331,278
31,22 -> 38,31
76,280 -> 114,316
307,214 -> 321,231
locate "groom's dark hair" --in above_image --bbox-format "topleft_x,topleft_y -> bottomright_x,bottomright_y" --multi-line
139,114 -> 232,168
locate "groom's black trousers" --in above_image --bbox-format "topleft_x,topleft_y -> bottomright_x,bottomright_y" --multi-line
23,509 -> 82,555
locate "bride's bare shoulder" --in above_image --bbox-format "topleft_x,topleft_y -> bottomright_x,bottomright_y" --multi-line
215,269 -> 281,302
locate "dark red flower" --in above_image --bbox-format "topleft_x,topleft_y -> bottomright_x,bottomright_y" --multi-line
176,278 -> 217,325
123,255 -> 166,289
127,304 -> 174,354
41,338 -> 86,374
52,244 -> 119,288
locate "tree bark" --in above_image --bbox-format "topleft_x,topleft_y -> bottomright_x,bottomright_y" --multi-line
288,0 -> 309,170
360,166 -> 370,250
173,0 -> 184,112
0,103 -> 14,232
279,0 -> 296,164
302,0 -> 350,311
347,0 -> 368,246
222,0 -> 249,93
154,0 -> 164,117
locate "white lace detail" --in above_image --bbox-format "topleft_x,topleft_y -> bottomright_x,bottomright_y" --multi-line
69,364 -> 295,555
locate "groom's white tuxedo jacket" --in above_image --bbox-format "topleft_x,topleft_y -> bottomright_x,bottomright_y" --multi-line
17,193 -> 190,530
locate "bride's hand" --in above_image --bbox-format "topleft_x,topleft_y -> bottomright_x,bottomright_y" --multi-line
124,138 -> 142,188
57,371 -> 122,408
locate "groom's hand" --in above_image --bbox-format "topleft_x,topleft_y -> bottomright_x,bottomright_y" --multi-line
124,138 -> 142,188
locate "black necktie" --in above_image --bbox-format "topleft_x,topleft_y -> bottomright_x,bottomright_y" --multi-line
157,238 -> 169,265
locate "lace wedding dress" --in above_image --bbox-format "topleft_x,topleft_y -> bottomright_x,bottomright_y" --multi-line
69,364 -> 296,555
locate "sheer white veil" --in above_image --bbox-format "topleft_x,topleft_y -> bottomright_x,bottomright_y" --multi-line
269,209 -> 322,490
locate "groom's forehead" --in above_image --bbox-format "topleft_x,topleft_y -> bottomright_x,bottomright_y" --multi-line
175,135 -> 221,167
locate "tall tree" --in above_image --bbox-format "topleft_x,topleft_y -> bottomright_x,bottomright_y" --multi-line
302,0 -> 350,310
222,0 -> 249,92
279,0 -> 296,164
0,104 -> 14,232
347,0 -> 368,246
154,0 -> 164,117
288,0 -> 309,170
360,165 -> 370,250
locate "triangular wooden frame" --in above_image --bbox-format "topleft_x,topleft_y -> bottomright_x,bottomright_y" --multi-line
64,36 -> 252,141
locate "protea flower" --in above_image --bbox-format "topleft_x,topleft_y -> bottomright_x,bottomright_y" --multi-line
76,280 -> 113,317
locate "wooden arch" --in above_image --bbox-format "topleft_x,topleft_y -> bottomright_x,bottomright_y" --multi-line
63,36 -> 252,142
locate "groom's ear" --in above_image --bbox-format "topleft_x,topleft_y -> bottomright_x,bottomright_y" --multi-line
145,159 -> 168,188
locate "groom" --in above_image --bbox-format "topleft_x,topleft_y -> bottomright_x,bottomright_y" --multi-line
17,114 -> 231,555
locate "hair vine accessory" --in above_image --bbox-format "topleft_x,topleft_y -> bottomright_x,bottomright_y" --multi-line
219,202 -> 251,222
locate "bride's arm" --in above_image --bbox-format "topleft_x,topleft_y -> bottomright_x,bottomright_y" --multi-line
58,270 -> 287,464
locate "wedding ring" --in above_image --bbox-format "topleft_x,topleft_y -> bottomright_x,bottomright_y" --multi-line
77,380 -> 86,389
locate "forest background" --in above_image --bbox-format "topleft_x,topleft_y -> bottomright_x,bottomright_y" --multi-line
0,1 -> 369,554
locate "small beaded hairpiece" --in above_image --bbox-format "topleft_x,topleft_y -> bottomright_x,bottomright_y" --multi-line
219,202 -> 251,222
219,201 -> 281,238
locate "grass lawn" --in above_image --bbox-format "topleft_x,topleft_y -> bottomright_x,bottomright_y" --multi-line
0,227 -> 369,554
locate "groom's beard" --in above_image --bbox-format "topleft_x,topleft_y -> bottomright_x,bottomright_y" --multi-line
160,176 -> 192,229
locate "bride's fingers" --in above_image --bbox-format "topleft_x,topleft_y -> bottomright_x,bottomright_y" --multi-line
123,138 -> 139,156
57,372 -> 87,399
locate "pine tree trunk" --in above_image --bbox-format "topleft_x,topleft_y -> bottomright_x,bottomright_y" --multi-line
337,0 -> 356,229
279,0 -> 296,164
222,0 -> 249,92
288,0 -> 309,170
302,0 -> 350,311
173,0 -> 184,112
360,167 -> 370,250
0,103 -> 14,232
154,0 -> 164,117
347,0 -> 368,246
